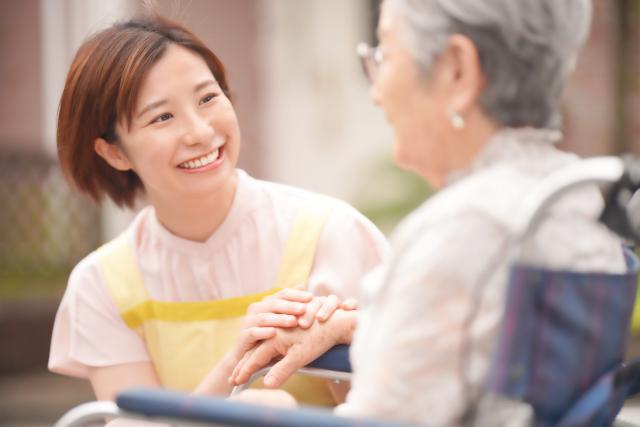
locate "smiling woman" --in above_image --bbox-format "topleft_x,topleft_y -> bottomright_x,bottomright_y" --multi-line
92,44 -> 241,241
49,14 -> 388,409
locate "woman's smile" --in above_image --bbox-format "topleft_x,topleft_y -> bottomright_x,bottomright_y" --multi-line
177,144 -> 225,173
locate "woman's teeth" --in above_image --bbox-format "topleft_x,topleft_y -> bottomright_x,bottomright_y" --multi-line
179,148 -> 220,169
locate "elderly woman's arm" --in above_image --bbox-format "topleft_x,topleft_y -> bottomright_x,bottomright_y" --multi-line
337,213 -> 509,424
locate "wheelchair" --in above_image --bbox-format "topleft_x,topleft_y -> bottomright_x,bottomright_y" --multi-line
54,156 -> 640,427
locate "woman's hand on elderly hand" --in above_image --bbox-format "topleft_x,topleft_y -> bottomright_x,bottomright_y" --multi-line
245,286 -> 356,331
229,309 -> 357,388
229,288 -> 313,364
243,287 -> 313,329
297,294 -> 355,328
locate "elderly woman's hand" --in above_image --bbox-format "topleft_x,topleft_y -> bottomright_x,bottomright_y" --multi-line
229,309 -> 357,388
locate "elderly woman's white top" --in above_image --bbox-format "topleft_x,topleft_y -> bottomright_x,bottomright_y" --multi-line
337,129 -> 627,424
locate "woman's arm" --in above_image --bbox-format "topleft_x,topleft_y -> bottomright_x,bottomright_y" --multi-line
89,362 -> 161,401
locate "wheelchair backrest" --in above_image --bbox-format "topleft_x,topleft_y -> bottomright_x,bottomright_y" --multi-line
487,248 -> 639,426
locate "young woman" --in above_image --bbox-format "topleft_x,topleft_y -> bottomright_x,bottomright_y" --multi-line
48,15 -> 387,407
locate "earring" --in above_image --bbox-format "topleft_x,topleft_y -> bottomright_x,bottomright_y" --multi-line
449,111 -> 465,129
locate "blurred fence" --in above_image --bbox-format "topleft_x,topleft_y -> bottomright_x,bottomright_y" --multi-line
0,149 -> 100,297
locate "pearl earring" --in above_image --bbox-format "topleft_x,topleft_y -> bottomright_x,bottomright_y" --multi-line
450,111 -> 465,129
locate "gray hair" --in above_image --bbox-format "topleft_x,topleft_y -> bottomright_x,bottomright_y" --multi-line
388,0 -> 593,128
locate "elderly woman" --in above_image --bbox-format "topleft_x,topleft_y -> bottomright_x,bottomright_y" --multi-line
229,0 -> 627,424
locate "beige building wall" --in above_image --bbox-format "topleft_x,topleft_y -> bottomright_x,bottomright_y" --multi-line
259,0 -> 393,202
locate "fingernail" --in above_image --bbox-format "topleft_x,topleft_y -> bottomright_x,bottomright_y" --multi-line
299,318 -> 308,328
264,375 -> 274,387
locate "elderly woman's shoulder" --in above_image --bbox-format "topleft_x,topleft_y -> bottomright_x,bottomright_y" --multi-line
391,154 -> 595,245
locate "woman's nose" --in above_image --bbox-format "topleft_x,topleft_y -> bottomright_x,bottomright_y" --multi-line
182,111 -> 214,145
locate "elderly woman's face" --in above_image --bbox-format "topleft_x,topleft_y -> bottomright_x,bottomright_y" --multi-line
372,1 -> 456,188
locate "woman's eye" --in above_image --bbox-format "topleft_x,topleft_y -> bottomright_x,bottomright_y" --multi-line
151,113 -> 173,124
199,93 -> 218,105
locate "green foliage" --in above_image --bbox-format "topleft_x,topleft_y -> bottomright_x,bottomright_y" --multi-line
0,266 -> 69,299
354,156 -> 433,235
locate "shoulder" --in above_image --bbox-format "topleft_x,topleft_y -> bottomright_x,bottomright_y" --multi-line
260,178 -> 387,249
66,250 -> 106,297
248,174 -> 331,211
248,173 -> 386,240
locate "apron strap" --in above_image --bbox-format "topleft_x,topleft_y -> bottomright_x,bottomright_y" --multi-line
96,231 -> 149,314
273,198 -> 334,290
97,197 -> 334,318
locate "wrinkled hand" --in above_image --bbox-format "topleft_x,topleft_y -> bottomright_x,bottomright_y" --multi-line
229,309 -> 356,388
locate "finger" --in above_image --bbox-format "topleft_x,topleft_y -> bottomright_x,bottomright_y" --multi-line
340,298 -> 358,310
255,299 -> 308,316
274,288 -> 313,303
316,294 -> 340,322
263,350 -> 306,388
233,344 -> 281,385
243,313 -> 298,328
235,326 -> 276,356
246,299 -> 307,316
230,348 -> 255,384
297,297 -> 324,329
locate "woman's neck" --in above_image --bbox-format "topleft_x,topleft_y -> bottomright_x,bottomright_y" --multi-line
150,172 -> 239,242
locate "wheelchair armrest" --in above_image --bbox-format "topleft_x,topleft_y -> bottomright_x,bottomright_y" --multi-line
306,344 -> 351,372
116,388 -> 414,427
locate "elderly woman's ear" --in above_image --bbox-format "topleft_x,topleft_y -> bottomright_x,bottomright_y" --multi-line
438,34 -> 485,119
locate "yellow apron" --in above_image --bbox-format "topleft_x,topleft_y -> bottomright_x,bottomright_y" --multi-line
96,201 -> 337,406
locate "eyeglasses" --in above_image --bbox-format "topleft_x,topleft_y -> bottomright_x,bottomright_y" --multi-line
356,42 -> 383,84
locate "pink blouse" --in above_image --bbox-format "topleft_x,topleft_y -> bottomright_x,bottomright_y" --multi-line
49,169 -> 388,378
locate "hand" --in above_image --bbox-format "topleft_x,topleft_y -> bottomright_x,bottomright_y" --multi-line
228,389 -> 298,408
246,287 -> 356,330
193,324 -> 279,397
243,287 -> 313,329
229,309 -> 356,388
230,288 -> 314,364
296,294 -> 359,329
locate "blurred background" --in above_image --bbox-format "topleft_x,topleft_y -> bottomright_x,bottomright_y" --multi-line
0,0 -> 638,425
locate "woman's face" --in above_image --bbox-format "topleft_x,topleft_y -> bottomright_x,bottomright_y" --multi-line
372,1 -> 454,188
109,43 -> 241,203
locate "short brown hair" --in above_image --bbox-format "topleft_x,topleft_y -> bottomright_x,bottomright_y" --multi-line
57,15 -> 231,208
